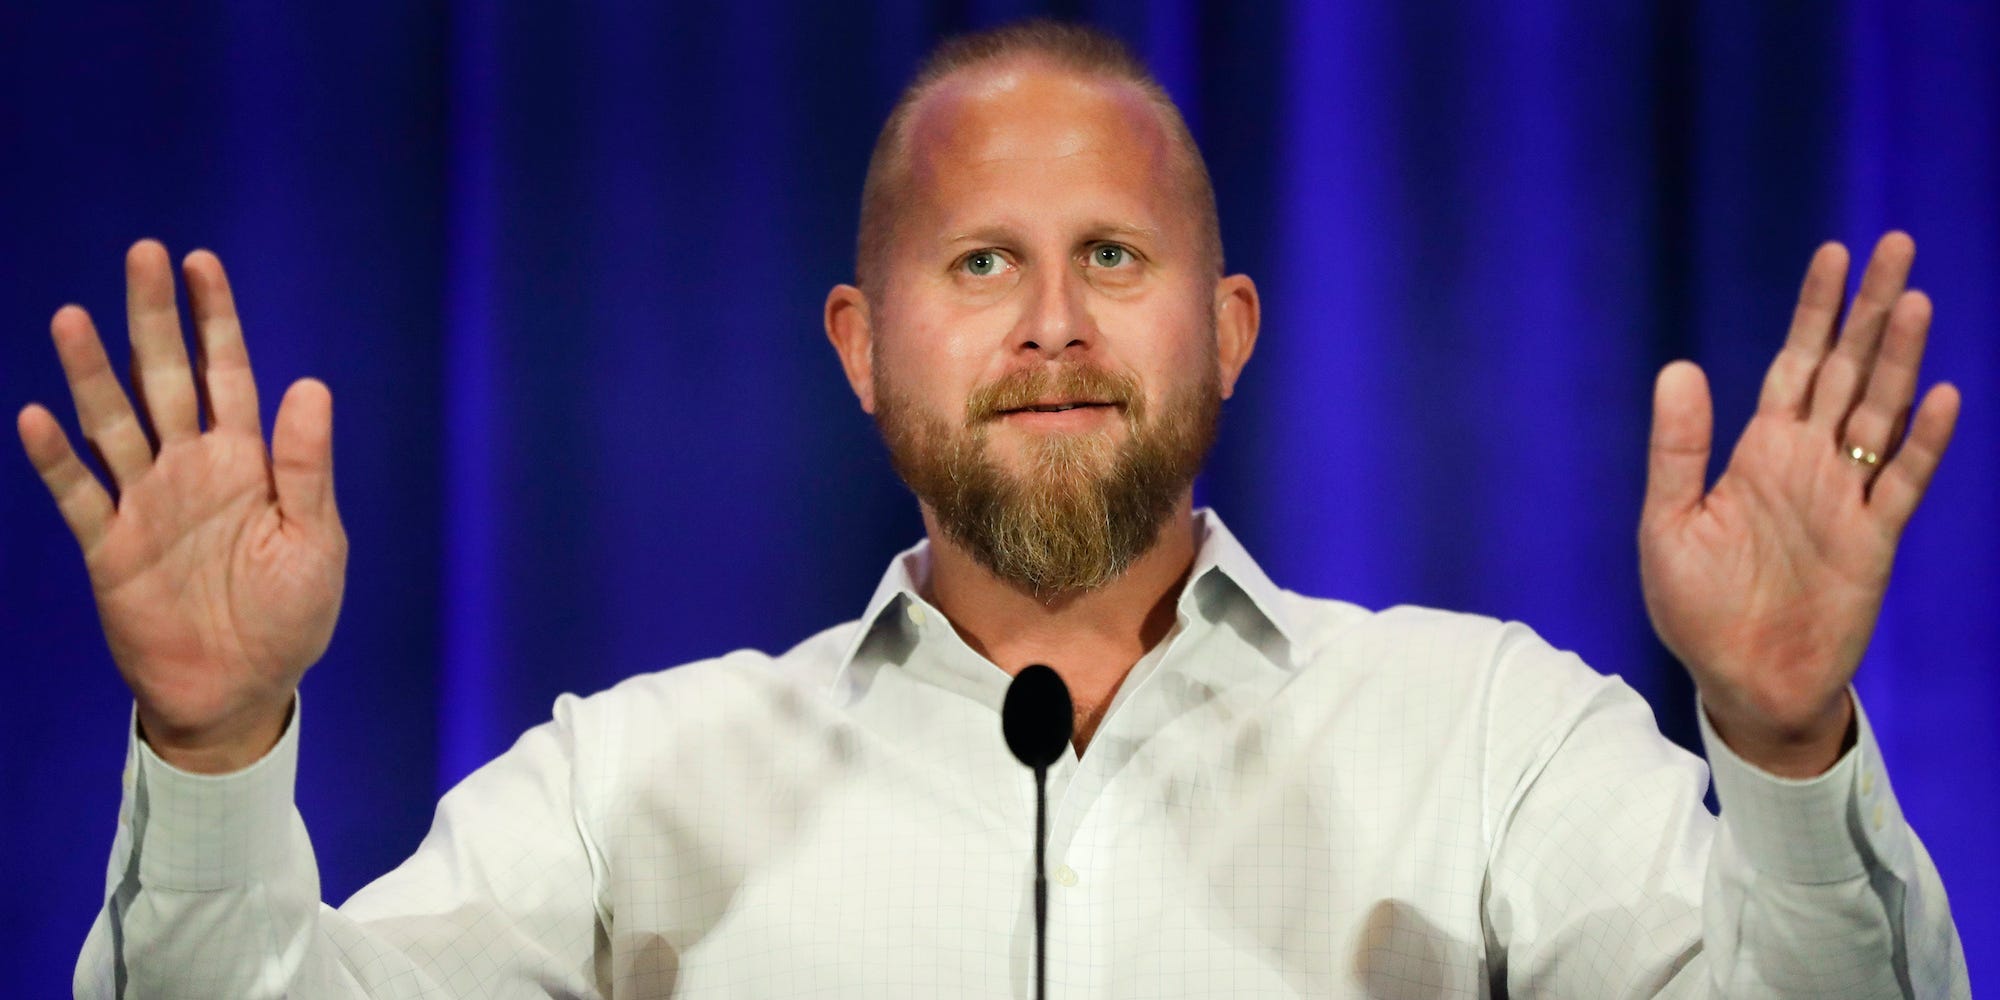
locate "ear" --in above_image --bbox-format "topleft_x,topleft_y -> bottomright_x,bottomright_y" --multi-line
1212,273 -> 1260,399
824,283 -> 878,414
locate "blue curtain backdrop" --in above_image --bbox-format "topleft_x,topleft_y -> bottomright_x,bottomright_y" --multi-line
2,1 -> 1993,993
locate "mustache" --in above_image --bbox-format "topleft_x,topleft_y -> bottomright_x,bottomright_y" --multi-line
965,365 -> 1143,422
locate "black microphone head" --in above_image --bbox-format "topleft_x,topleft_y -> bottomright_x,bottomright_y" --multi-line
1002,664 -> 1073,770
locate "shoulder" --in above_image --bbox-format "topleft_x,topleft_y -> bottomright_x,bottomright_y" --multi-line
550,619 -> 861,754
1273,591 -> 1674,804
1276,591 -> 1622,727
564,619 -> 857,718
1276,592 -> 1521,676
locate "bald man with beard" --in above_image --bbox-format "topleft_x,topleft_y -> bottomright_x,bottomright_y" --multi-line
33,20 -> 1967,999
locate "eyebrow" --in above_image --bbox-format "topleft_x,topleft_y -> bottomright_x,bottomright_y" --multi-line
944,222 -> 1163,245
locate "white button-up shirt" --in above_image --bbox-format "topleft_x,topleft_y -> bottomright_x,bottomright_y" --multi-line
77,511 -> 1967,997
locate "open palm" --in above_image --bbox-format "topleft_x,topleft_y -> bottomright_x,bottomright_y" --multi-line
1639,233 -> 1959,776
17,241 -> 346,772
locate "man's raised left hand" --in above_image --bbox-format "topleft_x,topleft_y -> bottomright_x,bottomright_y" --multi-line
1638,231 -> 1960,778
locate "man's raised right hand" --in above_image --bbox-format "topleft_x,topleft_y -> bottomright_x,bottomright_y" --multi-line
16,240 -> 347,774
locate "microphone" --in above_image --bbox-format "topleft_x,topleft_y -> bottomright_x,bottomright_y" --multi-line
1002,664 -> 1072,1000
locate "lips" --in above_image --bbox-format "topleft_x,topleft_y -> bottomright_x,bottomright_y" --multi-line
999,400 -> 1117,415
969,364 -> 1138,422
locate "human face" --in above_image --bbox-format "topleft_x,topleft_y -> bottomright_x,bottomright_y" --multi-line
823,63 -> 1260,593
867,65 -> 1221,475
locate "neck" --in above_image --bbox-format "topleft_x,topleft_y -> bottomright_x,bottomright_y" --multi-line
921,497 -> 1199,751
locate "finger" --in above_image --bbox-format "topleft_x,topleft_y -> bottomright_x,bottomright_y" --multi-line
50,305 -> 154,490
1808,231 -> 1915,431
272,378 -> 337,526
182,250 -> 262,437
1839,289 -> 1931,466
125,239 -> 202,444
17,404 -> 115,553
1758,241 -> 1849,417
1643,361 -> 1713,526
1871,382 -> 1960,531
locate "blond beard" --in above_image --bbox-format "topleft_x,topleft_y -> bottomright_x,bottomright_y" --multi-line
874,360 -> 1220,599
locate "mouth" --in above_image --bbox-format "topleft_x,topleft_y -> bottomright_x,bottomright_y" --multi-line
996,400 -> 1119,416
992,400 -> 1123,432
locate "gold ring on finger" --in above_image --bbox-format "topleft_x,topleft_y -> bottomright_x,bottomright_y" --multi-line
1843,443 -> 1883,468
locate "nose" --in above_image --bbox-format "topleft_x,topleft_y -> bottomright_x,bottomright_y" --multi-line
1010,261 -> 1095,360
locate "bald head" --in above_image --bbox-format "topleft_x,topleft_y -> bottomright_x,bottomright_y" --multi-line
856,20 -> 1222,294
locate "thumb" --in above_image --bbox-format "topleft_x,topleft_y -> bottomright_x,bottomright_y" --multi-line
1644,360 -> 1712,526
272,378 -> 337,526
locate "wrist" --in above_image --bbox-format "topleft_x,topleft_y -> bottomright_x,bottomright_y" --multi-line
1699,688 -> 1856,779
138,697 -> 294,775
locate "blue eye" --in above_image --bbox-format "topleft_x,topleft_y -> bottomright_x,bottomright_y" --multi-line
1092,244 -> 1131,267
964,252 -> 1002,276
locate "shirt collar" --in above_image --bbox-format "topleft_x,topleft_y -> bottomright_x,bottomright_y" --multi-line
832,536 -> 933,677
1181,508 -> 1301,651
832,508 -> 1299,685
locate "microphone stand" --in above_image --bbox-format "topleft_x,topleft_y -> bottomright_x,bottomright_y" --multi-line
1032,761 -> 1049,1000
1002,664 -> 1072,1000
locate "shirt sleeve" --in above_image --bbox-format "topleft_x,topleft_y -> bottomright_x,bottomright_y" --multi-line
1479,626 -> 1969,999
73,696 -> 607,999
1697,695 -> 1969,998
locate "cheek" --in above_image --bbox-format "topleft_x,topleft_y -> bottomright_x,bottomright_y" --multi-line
874,325 -> 979,418
1128,301 -> 1216,369
881,292 -> 1001,383
1130,316 -> 1220,413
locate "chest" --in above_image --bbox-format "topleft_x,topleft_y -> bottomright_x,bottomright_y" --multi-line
595,689 -> 1493,998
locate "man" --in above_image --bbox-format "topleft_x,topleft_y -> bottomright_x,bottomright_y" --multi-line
26,19 -> 1965,998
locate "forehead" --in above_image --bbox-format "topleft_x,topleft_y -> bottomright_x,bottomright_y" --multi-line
898,63 -> 1179,227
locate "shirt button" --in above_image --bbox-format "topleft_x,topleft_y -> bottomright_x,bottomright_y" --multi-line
1861,770 -> 1875,796
1872,803 -> 1886,831
905,602 -> 927,627
1053,864 -> 1079,887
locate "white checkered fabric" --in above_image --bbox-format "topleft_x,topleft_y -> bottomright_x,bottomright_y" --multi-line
75,510 -> 1967,998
